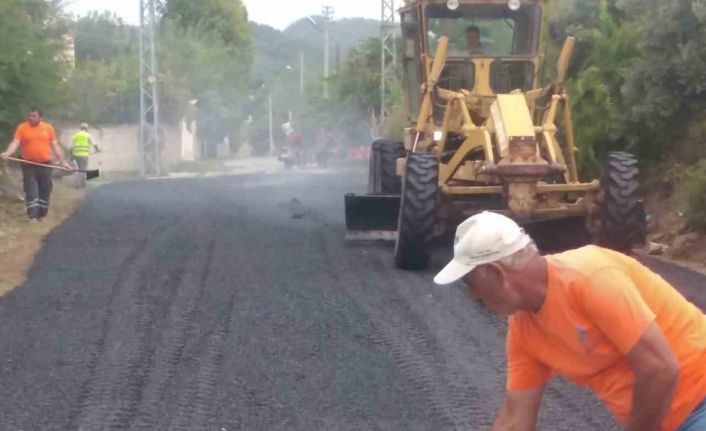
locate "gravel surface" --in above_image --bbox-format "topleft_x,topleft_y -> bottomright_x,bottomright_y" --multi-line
0,170 -> 703,430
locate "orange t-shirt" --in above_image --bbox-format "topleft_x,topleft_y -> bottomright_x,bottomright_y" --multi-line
507,245 -> 706,431
14,121 -> 56,162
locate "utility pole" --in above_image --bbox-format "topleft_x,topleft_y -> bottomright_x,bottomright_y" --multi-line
268,91 -> 275,155
381,0 -> 397,125
322,5 -> 335,99
139,0 -> 161,176
300,51 -> 305,96
335,44 -> 341,76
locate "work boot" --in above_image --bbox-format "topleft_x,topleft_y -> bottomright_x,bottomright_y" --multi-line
38,204 -> 49,219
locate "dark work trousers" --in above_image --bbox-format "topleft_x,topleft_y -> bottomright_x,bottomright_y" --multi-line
21,162 -> 53,219
74,156 -> 88,189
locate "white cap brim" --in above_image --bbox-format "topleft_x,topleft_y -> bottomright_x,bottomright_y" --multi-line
433,259 -> 476,285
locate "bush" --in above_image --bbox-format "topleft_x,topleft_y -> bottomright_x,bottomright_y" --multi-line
383,103 -> 408,143
679,160 -> 706,231
0,0 -> 69,146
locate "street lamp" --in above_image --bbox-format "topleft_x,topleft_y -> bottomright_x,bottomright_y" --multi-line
257,82 -> 276,156
263,58 -> 303,156
285,54 -> 305,96
306,16 -> 319,28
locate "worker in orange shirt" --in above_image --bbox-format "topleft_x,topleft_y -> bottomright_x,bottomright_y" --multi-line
1,107 -> 71,222
435,212 -> 706,431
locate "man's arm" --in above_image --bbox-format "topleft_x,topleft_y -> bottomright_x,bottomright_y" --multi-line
500,320 -> 551,430
50,139 -> 71,168
493,387 -> 545,431
89,136 -> 100,153
579,268 -> 679,431
1,138 -> 20,158
624,322 -> 679,431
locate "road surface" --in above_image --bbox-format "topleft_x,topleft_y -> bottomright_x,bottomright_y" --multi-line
0,169 -> 703,430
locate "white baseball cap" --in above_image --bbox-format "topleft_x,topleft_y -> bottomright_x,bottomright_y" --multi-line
434,212 -> 531,285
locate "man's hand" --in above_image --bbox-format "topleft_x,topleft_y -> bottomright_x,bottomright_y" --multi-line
625,322 -> 679,431
50,140 -> 69,169
493,387 -> 545,431
3,139 -> 20,159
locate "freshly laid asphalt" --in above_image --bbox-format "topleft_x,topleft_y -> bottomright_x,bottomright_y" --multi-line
0,168 -> 703,430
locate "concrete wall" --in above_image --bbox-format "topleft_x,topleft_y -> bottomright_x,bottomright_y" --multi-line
58,123 -> 188,175
181,120 -> 198,162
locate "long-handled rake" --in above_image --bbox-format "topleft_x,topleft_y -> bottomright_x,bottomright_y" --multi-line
4,157 -> 100,180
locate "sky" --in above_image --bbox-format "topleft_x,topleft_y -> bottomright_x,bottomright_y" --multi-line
65,0 -> 380,30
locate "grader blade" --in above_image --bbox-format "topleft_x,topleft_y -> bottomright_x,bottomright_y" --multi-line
344,194 -> 400,241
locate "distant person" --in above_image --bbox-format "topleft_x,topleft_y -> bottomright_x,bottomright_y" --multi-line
466,25 -> 488,55
435,212 -> 706,431
1,107 -> 71,222
284,123 -> 303,152
71,123 -> 99,189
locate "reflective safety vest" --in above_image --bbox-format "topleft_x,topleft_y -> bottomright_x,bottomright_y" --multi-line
72,131 -> 91,157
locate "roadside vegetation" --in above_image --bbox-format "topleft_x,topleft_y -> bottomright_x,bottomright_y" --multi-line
544,0 -> 706,241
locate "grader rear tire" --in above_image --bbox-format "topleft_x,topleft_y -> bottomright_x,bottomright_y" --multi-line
369,140 -> 405,194
394,153 -> 439,270
599,152 -> 645,252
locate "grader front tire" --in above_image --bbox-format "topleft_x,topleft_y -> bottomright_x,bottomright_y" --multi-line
394,153 -> 439,270
599,152 -> 645,252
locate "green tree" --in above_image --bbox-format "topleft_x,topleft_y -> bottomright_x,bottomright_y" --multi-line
548,0 -> 706,228
68,54 -> 140,125
161,0 -> 252,155
620,0 -> 706,163
302,37 -> 372,147
68,12 -> 140,125
163,0 -> 250,49
303,36 -> 404,147
73,11 -> 137,62
0,0 -> 69,146
336,38 -> 384,116
567,0 -> 640,175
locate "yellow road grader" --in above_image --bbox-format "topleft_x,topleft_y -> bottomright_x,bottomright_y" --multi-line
345,0 -> 645,270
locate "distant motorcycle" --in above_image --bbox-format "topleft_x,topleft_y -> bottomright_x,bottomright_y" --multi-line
278,147 -> 306,170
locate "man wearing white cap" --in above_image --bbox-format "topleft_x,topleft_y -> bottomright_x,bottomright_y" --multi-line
435,212 -> 706,431
71,123 -> 99,189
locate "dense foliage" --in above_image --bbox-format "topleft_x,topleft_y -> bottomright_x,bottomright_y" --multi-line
69,12 -> 139,125
680,160 -> 706,230
546,0 -> 706,226
0,0 -> 69,145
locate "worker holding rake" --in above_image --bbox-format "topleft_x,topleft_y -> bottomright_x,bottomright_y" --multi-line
1,107 -> 72,222
435,212 -> 706,431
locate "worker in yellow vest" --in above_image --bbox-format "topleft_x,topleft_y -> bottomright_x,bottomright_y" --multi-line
71,123 -> 99,189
